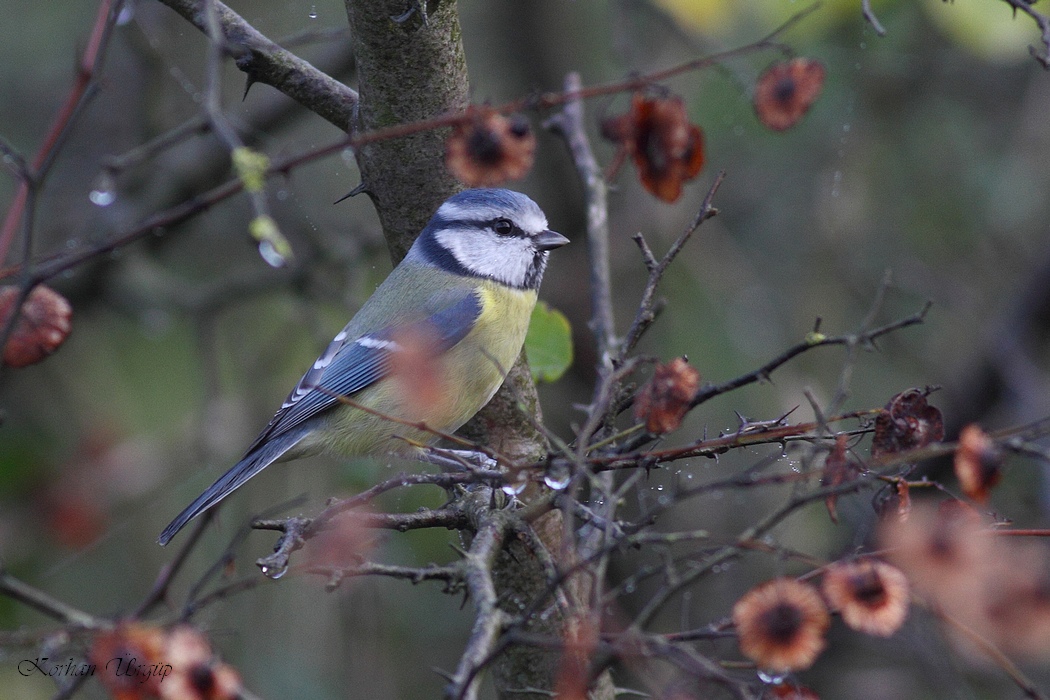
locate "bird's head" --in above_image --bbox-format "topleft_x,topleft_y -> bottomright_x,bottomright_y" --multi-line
412,189 -> 569,290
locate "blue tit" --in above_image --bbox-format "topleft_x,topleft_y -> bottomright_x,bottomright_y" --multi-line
158,188 -> 568,545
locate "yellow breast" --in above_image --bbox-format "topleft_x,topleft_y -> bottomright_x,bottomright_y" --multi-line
315,281 -> 538,457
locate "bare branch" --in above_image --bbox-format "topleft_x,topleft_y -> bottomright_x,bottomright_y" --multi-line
306,562 -> 464,592
621,172 -> 725,360
690,300 -> 932,409
0,566 -> 107,630
447,498 -> 513,700
156,0 -> 358,130
997,0 -> 1050,68
545,72 -> 615,364
0,0 -> 118,264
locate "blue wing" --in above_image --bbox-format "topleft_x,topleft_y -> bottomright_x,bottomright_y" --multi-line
244,288 -> 483,454
158,289 -> 483,545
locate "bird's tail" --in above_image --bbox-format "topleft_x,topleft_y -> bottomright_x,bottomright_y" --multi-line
158,429 -> 308,546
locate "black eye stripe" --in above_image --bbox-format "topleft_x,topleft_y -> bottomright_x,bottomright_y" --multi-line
430,214 -> 528,237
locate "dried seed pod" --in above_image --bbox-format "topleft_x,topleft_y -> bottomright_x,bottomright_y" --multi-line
822,559 -> 910,637
90,624 -> 243,700
90,623 -> 168,699
870,388 -> 944,458
754,58 -> 826,131
0,284 -> 72,367
601,93 -> 704,202
821,435 -> 859,523
954,424 -> 1003,504
881,500 -> 988,610
733,578 -> 830,672
633,357 -> 700,434
446,108 -> 535,187
162,626 -> 242,700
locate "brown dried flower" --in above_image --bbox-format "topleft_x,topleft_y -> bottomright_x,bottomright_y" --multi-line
89,623 -> 168,700
954,424 -> 1003,504
161,626 -> 241,700
821,435 -> 859,523
89,624 -> 242,700
0,284 -> 72,367
733,578 -> 830,672
822,559 -> 909,637
754,58 -> 826,132
601,93 -> 705,202
894,479 -> 912,520
446,107 -> 535,187
870,388 -> 944,459
885,502 -> 1050,660
633,357 -> 700,434
875,477 -> 914,521
881,500 -> 989,618
982,544 -> 1050,660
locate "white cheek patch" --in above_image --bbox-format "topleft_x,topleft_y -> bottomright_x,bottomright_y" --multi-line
436,228 -> 536,288
517,209 -> 548,235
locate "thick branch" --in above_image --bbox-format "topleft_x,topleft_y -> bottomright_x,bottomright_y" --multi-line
158,0 -> 358,130
343,0 -> 468,260
447,497 -> 513,700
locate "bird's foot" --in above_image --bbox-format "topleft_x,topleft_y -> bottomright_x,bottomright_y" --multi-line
421,447 -> 498,473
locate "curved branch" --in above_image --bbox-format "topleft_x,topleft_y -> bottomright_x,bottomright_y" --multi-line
157,0 -> 358,130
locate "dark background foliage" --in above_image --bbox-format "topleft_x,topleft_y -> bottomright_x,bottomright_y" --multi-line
2,1 -> 1049,698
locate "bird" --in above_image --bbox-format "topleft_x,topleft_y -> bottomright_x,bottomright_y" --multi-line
158,189 -> 568,545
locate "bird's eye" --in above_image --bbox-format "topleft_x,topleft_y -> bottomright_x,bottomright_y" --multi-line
492,218 -> 514,236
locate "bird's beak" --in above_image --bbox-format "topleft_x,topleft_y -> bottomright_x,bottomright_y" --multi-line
534,230 -> 570,251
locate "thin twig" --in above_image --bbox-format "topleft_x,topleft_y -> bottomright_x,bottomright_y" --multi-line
620,172 -> 725,360
997,0 -> 1050,68
3,6 -> 818,286
936,606 -> 1049,699
0,567 -> 107,630
304,561 -> 464,592
690,300 -> 932,409
631,475 -> 884,629
134,509 -> 217,618
861,0 -> 887,36
0,0 -> 118,265
545,71 -> 615,363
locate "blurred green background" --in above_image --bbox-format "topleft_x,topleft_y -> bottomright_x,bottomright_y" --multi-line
2,0 -> 1049,698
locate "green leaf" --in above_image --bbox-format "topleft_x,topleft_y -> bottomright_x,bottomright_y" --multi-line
232,146 -> 270,193
525,301 -> 573,383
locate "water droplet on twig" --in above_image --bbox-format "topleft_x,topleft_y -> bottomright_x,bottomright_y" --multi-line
258,239 -> 287,268
260,563 -> 288,580
89,174 -> 116,207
